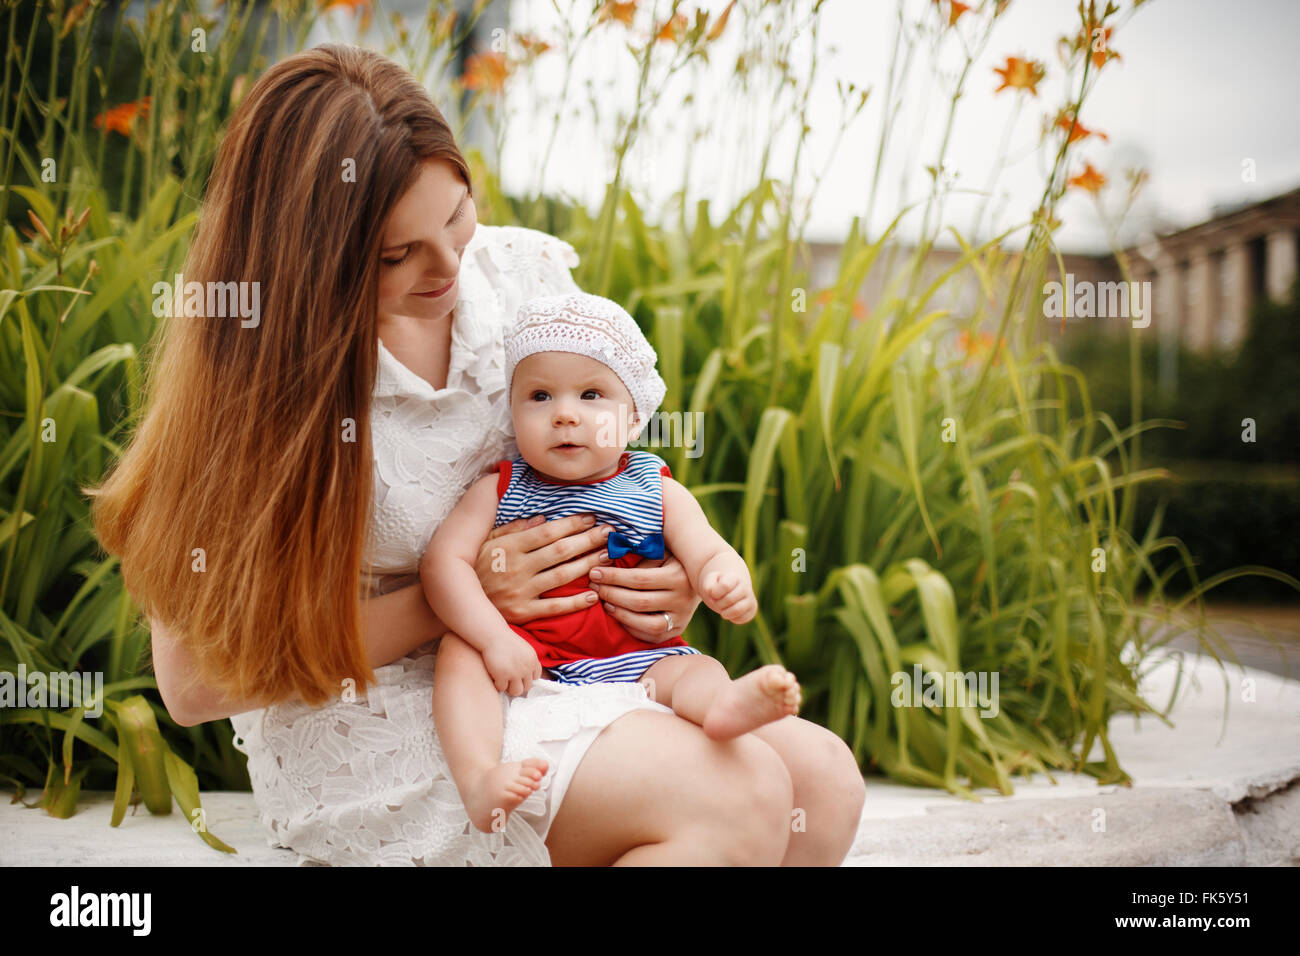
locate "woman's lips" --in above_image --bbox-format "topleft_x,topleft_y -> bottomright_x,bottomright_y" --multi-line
413,278 -> 456,298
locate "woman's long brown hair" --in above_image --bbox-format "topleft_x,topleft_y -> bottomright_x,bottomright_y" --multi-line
87,44 -> 472,707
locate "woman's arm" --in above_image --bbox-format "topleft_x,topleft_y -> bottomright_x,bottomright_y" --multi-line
151,580 -> 450,727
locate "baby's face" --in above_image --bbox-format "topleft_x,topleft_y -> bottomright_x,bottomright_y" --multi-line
510,351 -> 639,483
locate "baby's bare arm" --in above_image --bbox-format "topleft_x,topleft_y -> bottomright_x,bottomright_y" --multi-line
661,478 -> 756,623
421,475 -> 523,654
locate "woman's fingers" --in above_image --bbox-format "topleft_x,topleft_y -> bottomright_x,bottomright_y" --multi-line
522,590 -> 601,621
601,601 -> 682,644
535,550 -> 612,593
485,514 -> 545,540
591,583 -> 673,614
504,513 -> 598,552
528,523 -> 612,571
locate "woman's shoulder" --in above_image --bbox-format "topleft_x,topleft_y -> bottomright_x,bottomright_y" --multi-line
466,223 -> 581,300
470,223 -> 579,267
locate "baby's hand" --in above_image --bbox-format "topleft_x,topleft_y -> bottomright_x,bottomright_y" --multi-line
482,636 -> 543,697
701,571 -> 757,624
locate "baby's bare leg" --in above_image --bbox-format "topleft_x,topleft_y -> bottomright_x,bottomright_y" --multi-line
432,633 -> 548,834
640,654 -> 802,741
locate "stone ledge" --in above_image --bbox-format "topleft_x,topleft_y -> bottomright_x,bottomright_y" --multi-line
0,791 -> 297,867
3,648 -> 1297,866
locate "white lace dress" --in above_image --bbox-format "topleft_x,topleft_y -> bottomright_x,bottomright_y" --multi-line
229,224 -> 671,866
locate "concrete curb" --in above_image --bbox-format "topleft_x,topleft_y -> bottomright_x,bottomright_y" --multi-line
2,648 -> 1297,866
846,646 -> 1300,866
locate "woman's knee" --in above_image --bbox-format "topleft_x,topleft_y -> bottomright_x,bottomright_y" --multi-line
707,734 -> 795,865
799,725 -> 866,834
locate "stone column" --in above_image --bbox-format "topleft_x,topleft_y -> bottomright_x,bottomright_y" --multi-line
1185,249 -> 1216,352
1265,229 -> 1298,302
1222,242 -> 1251,349
1152,254 -> 1180,398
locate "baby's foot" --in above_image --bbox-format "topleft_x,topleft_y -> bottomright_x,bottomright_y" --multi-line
702,665 -> 802,741
463,757 -> 549,833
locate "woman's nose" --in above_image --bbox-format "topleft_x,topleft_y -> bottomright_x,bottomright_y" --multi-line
421,243 -> 461,282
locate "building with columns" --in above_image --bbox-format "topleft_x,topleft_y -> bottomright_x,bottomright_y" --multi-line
803,185 -> 1300,355
1123,186 -> 1300,353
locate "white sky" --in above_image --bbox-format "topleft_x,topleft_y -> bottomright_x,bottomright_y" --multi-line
321,0 -> 1300,255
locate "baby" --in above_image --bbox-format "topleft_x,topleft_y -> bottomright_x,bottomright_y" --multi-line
422,291 -> 802,833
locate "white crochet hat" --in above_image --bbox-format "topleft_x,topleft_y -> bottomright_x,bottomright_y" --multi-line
505,292 -> 666,434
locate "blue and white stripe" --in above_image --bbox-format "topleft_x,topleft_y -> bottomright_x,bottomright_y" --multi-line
495,450 -> 668,545
547,646 -> 701,685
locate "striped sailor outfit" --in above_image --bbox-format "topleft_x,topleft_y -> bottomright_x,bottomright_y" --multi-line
493,450 -> 700,684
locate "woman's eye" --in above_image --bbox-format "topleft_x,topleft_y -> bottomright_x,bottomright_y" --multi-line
450,203 -> 466,225
382,250 -> 411,268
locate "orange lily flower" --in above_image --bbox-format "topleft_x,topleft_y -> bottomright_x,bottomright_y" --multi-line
319,0 -> 372,32
815,289 -> 868,321
1068,162 -> 1106,194
93,97 -> 150,136
1082,24 -> 1121,70
596,1 -> 637,28
516,33 -> 551,57
706,0 -> 737,42
461,52 -> 510,94
993,56 -> 1045,95
1054,109 -> 1108,144
655,11 -> 687,44
957,329 -> 1000,366
948,1 -> 971,26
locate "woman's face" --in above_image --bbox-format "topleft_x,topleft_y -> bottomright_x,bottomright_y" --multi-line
377,157 -> 478,325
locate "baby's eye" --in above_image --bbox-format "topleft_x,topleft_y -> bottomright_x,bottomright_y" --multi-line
581,389 -> 601,400
529,390 -> 551,401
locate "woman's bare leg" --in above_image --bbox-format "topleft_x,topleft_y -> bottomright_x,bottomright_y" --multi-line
432,634 -> 547,833
748,716 -> 866,866
639,657 -> 865,865
640,655 -> 801,740
545,709 -> 794,866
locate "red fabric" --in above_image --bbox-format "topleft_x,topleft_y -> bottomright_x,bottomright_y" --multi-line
495,459 -> 514,498
495,456 -> 688,668
658,462 -> 671,525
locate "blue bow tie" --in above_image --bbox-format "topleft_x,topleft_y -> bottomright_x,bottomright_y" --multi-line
606,531 -> 665,561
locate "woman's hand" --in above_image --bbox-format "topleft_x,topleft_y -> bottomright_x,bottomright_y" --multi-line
474,514 -> 702,641
589,555 -> 702,644
475,514 -> 613,624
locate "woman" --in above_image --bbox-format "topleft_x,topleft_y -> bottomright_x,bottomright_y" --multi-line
90,43 -> 864,866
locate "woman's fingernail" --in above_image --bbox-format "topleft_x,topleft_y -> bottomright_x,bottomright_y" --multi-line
603,602 -> 614,613
582,514 -> 596,525
589,567 -> 603,581
585,590 -> 598,603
